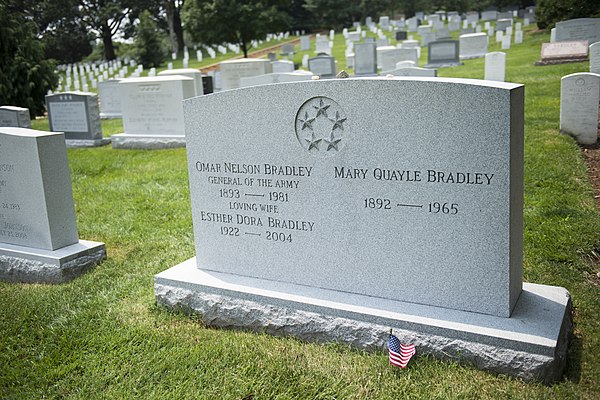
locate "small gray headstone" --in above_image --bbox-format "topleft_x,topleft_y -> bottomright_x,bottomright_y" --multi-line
560,72 -> 600,144
300,35 -> 311,51
307,55 -> 336,78
496,19 -> 513,32
219,59 -> 272,91
426,40 -> 462,67
97,79 -> 122,118
353,43 -> 377,76
395,31 -> 407,41
0,106 -> 31,128
459,32 -> 489,59
485,51 -> 506,81
46,92 -> 106,146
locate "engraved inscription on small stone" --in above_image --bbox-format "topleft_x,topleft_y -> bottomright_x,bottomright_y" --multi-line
48,101 -> 89,132
294,97 -> 348,155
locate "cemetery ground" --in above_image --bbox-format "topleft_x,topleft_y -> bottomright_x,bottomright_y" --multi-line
2,29 -> 600,399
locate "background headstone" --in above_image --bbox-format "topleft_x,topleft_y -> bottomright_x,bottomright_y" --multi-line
158,68 -> 205,96
46,92 -> 106,146
308,55 -> 336,78
0,127 -> 106,283
353,43 -> 377,76
590,42 -> 600,74
97,79 -> 123,118
459,33 -> 488,59
560,72 -> 600,144
0,106 -> 31,128
485,52 -> 506,81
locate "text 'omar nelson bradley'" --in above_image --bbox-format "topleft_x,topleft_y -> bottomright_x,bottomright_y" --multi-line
196,162 -> 312,177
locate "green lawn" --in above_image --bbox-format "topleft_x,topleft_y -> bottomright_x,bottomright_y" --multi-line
4,23 -> 600,399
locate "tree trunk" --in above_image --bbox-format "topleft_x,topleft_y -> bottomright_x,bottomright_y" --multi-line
101,22 -> 116,60
241,39 -> 248,58
173,7 -> 184,53
166,0 -> 185,54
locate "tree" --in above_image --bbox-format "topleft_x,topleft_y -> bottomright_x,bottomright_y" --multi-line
303,0 -> 360,29
0,1 -> 57,117
133,10 -> 167,67
183,0 -> 290,58
164,0 -> 185,54
536,0 -> 600,29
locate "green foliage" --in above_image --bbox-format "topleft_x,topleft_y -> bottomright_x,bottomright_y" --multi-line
183,0 -> 290,57
0,1 -> 57,116
133,10 -> 167,68
536,0 -> 600,29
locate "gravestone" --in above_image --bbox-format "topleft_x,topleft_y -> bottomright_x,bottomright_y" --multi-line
560,73 -> 600,145
387,66 -> 437,76
307,55 -> 336,78
158,68 -> 204,96
420,32 -> 437,47
271,60 -> 295,73
348,32 -> 360,42
395,31 -> 408,41
112,76 -> 195,149
219,59 -> 272,91
379,48 -> 410,72
202,75 -> 214,95
448,21 -> 460,32
281,44 -> 295,55
418,25 -> 432,35
515,30 -> 523,44
459,32 -> 488,59
481,10 -> 498,20
555,18 -> 600,45
353,43 -> 377,76
395,61 -> 417,69
0,106 -> 31,128
155,77 -> 571,383
239,72 -> 314,88
536,41 -> 589,65
425,40 -> 462,67
300,35 -> 311,51
590,42 -> 600,74
0,127 -> 106,283
97,79 -> 122,118
496,19 -> 513,31
436,28 -> 451,39
46,92 -> 109,147
485,52 -> 506,81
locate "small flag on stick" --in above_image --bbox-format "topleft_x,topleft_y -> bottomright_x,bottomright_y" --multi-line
388,333 -> 415,368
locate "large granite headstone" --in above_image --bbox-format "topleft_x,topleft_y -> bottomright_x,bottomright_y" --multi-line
97,79 -> 122,119
155,77 -> 571,383
112,76 -> 196,149
560,73 -> 600,145
485,52 -> 506,81
219,59 -> 272,91
0,106 -> 31,128
0,127 -> 106,283
425,40 -> 462,67
158,68 -> 205,96
386,67 -> 437,77
459,32 -> 489,59
46,92 -> 109,147
354,43 -> 377,76
555,18 -> 600,45
239,72 -> 314,88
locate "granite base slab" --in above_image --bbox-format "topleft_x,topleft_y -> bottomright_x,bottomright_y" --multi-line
111,133 -> 186,149
0,240 -> 106,283
155,258 -> 572,383
424,62 -> 464,68
534,57 -> 589,66
65,138 -> 111,148
99,113 -> 122,119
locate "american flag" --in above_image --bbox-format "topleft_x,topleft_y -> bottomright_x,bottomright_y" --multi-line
388,333 -> 416,368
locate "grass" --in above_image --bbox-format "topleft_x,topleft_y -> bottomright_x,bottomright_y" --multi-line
3,22 -> 600,399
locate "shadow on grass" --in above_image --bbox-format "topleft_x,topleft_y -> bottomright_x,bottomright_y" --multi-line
564,321 -> 583,384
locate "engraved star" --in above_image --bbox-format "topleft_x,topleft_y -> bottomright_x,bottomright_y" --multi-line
298,111 -> 315,130
312,99 -> 331,118
323,136 -> 342,151
305,130 -> 322,151
329,111 -> 347,131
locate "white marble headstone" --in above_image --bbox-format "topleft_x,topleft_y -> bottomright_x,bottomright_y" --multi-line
560,73 -> 600,145
485,52 -> 506,82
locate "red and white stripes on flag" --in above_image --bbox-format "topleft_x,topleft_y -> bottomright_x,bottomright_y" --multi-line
388,334 -> 416,368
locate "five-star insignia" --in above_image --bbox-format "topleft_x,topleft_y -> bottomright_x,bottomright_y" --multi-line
312,99 -> 331,118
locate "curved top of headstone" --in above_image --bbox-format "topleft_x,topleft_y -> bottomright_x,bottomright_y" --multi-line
459,32 -> 488,39
120,75 -> 194,83
158,68 -> 202,76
